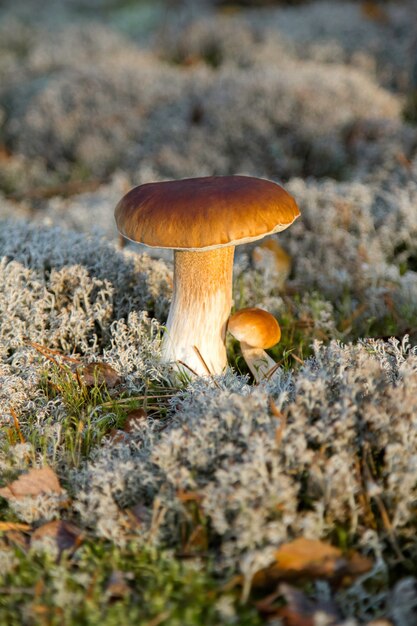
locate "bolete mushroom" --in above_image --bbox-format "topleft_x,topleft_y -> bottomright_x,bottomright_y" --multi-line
228,307 -> 281,382
115,175 -> 299,376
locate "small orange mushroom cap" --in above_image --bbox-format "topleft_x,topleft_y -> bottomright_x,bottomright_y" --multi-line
228,308 -> 281,350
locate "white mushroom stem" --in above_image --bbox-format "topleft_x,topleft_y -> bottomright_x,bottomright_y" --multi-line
161,247 -> 234,376
240,342 -> 276,383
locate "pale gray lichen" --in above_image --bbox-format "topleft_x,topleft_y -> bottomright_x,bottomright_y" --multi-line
0,219 -> 171,351
69,335 -> 417,594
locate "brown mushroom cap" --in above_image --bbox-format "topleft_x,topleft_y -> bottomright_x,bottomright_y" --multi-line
228,308 -> 281,349
115,175 -> 299,250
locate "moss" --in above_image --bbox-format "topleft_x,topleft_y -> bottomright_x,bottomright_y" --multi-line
25,361 -> 174,469
0,542 -> 262,626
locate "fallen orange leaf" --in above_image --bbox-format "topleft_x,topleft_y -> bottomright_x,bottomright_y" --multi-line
0,466 -> 62,501
252,538 -> 372,588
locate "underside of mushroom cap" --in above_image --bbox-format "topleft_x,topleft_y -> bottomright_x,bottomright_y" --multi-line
115,175 -> 300,250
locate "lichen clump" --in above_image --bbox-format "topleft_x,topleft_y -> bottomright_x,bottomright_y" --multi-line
0,219 -> 417,622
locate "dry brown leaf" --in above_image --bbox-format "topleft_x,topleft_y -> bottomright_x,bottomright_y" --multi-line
77,362 -> 122,388
108,409 -> 148,444
31,520 -> 82,554
252,538 -> 372,588
123,408 -> 147,432
0,467 -> 62,501
345,550 -> 376,578
0,522 -> 31,532
269,398 -> 287,445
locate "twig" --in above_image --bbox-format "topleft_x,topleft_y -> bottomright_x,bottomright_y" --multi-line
25,340 -> 81,364
25,341 -> 79,381
193,346 -> 221,389
362,447 -> 404,561
192,346 -> 212,376
96,394 -> 176,410
148,497 -> 166,545
373,492 -> 404,562
353,455 -> 376,530
340,303 -> 368,332
269,398 -> 287,446
9,407 -> 25,444
26,342 -> 61,368
264,358 -> 285,381
291,353 -> 304,365
177,360 -> 200,378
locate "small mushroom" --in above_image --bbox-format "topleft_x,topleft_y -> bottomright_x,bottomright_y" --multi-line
228,307 -> 281,382
115,176 -> 299,376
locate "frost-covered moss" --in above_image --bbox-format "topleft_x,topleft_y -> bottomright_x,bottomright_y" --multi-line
72,337 -> 417,574
282,177 -> 417,336
0,220 -> 171,419
1,218 -> 417,619
0,219 -> 171,346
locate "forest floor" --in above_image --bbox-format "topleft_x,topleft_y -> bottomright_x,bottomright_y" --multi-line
1,0 -> 417,624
